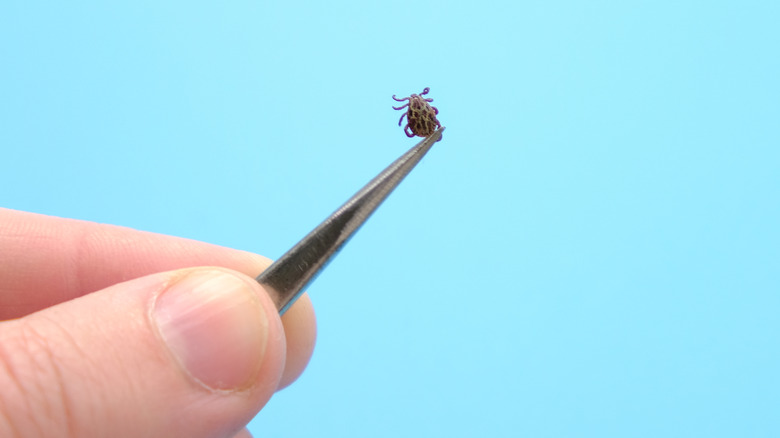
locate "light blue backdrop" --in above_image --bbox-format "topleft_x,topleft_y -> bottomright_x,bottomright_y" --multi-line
2,1 -> 779,436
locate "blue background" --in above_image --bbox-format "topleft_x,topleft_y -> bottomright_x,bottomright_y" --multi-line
2,1 -> 779,436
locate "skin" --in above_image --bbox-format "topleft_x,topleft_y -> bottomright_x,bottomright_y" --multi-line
0,208 -> 316,438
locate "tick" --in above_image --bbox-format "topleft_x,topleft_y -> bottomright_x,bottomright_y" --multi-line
392,87 -> 441,138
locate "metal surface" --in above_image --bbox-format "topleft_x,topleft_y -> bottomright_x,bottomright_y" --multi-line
256,127 -> 445,315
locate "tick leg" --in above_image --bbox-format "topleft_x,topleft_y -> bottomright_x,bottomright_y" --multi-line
392,103 -> 410,110
432,106 -> 439,115
424,98 -> 434,102
392,95 -> 410,102
404,124 -> 414,137
420,87 -> 430,95
397,112 -> 407,126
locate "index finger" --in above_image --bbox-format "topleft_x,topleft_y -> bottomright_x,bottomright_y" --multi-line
0,208 -> 270,319
0,207 -> 317,388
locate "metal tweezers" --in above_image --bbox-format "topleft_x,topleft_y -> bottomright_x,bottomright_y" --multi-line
256,127 -> 445,315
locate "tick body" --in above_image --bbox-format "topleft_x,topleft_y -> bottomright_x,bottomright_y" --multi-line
392,87 -> 441,138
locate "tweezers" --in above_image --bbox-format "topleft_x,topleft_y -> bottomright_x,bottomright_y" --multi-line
256,127 -> 445,315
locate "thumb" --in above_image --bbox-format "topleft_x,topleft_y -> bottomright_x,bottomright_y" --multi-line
0,267 -> 286,438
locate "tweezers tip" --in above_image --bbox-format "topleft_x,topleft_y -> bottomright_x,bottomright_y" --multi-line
426,126 -> 445,144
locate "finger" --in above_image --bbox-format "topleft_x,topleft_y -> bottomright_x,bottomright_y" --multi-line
278,293 -> 317,389
232,428 -> 254,438
0,267 -> 285,438
0,208 -> 316,389
0,208 -> 271,318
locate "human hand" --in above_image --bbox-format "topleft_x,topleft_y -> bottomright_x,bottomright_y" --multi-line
0,208 -> 316,438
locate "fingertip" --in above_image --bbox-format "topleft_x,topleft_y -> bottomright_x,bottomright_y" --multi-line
152,268 -> 286,392
277,293 -> 317,390
232,428 -> 254,438
0,268 -> 289,438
